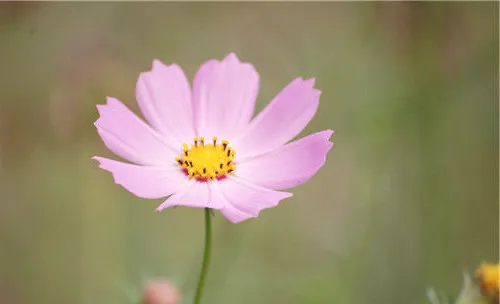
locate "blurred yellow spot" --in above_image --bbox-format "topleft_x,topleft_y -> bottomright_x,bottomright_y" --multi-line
475,263 -> 499,302
176,136 -> 236,181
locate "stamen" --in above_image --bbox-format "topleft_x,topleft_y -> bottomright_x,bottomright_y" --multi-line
176,136 -> 236,181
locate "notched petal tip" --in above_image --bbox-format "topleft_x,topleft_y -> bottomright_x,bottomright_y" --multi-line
151,58 -> 165,69
151,59 -> 182,72
325,129 -> 335,139
95,101 -> 108,115
304,77 -> 316,87
91,156 -> 115,172
223,53 -> 254,69
93,109 -> 106,126
283,192 -> 294,199
303,78 -> 322,96
291,77 -> 317,88
320,129 -> 335,150
224,52 -> 240,62
221,52 -> 257,72
267,191 -> 293,209
105,96 -> 120,105
288,77 -> 320,96
95,97 -> 121,116
326,129 -> 336,147
92,156 -> 105,167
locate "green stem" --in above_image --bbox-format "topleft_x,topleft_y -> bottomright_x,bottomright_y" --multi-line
193,208 -> 212,304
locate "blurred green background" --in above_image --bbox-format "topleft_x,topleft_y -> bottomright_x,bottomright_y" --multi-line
0,2 -> 498,304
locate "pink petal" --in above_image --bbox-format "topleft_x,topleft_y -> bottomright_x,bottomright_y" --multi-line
93,157 -> 188,199
94,97 -> 177,166
207,181 -> 247,223
156,180 -> 222,211
218,177 -> 293,223
232,78 -> 321,160
235,130 -> 334,190
192,53 -> 259,139
136,60 -> 195,146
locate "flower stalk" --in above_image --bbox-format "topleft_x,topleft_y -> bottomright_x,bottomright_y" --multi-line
193,208 -> 212,304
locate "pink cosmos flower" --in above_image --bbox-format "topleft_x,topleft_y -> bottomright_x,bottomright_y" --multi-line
93,53 -> 334,223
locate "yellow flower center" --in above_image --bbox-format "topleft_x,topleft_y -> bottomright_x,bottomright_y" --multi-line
175,136 -> 236,181
475,263 -> 499,301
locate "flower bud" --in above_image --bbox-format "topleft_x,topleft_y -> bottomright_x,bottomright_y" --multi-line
142,279 -> 181,304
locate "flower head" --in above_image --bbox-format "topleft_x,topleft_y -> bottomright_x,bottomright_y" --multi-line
93,53 -> 334,223
476,263 -> 499,302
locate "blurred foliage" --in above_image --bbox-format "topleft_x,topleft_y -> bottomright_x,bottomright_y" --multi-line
0,2 -> 498,304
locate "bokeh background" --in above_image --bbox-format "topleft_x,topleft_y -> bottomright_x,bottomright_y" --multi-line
0,2 -> 498,304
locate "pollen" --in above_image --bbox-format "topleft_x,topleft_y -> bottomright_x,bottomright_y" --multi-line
475,263 -> 499,302
175,136 -> 236,181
